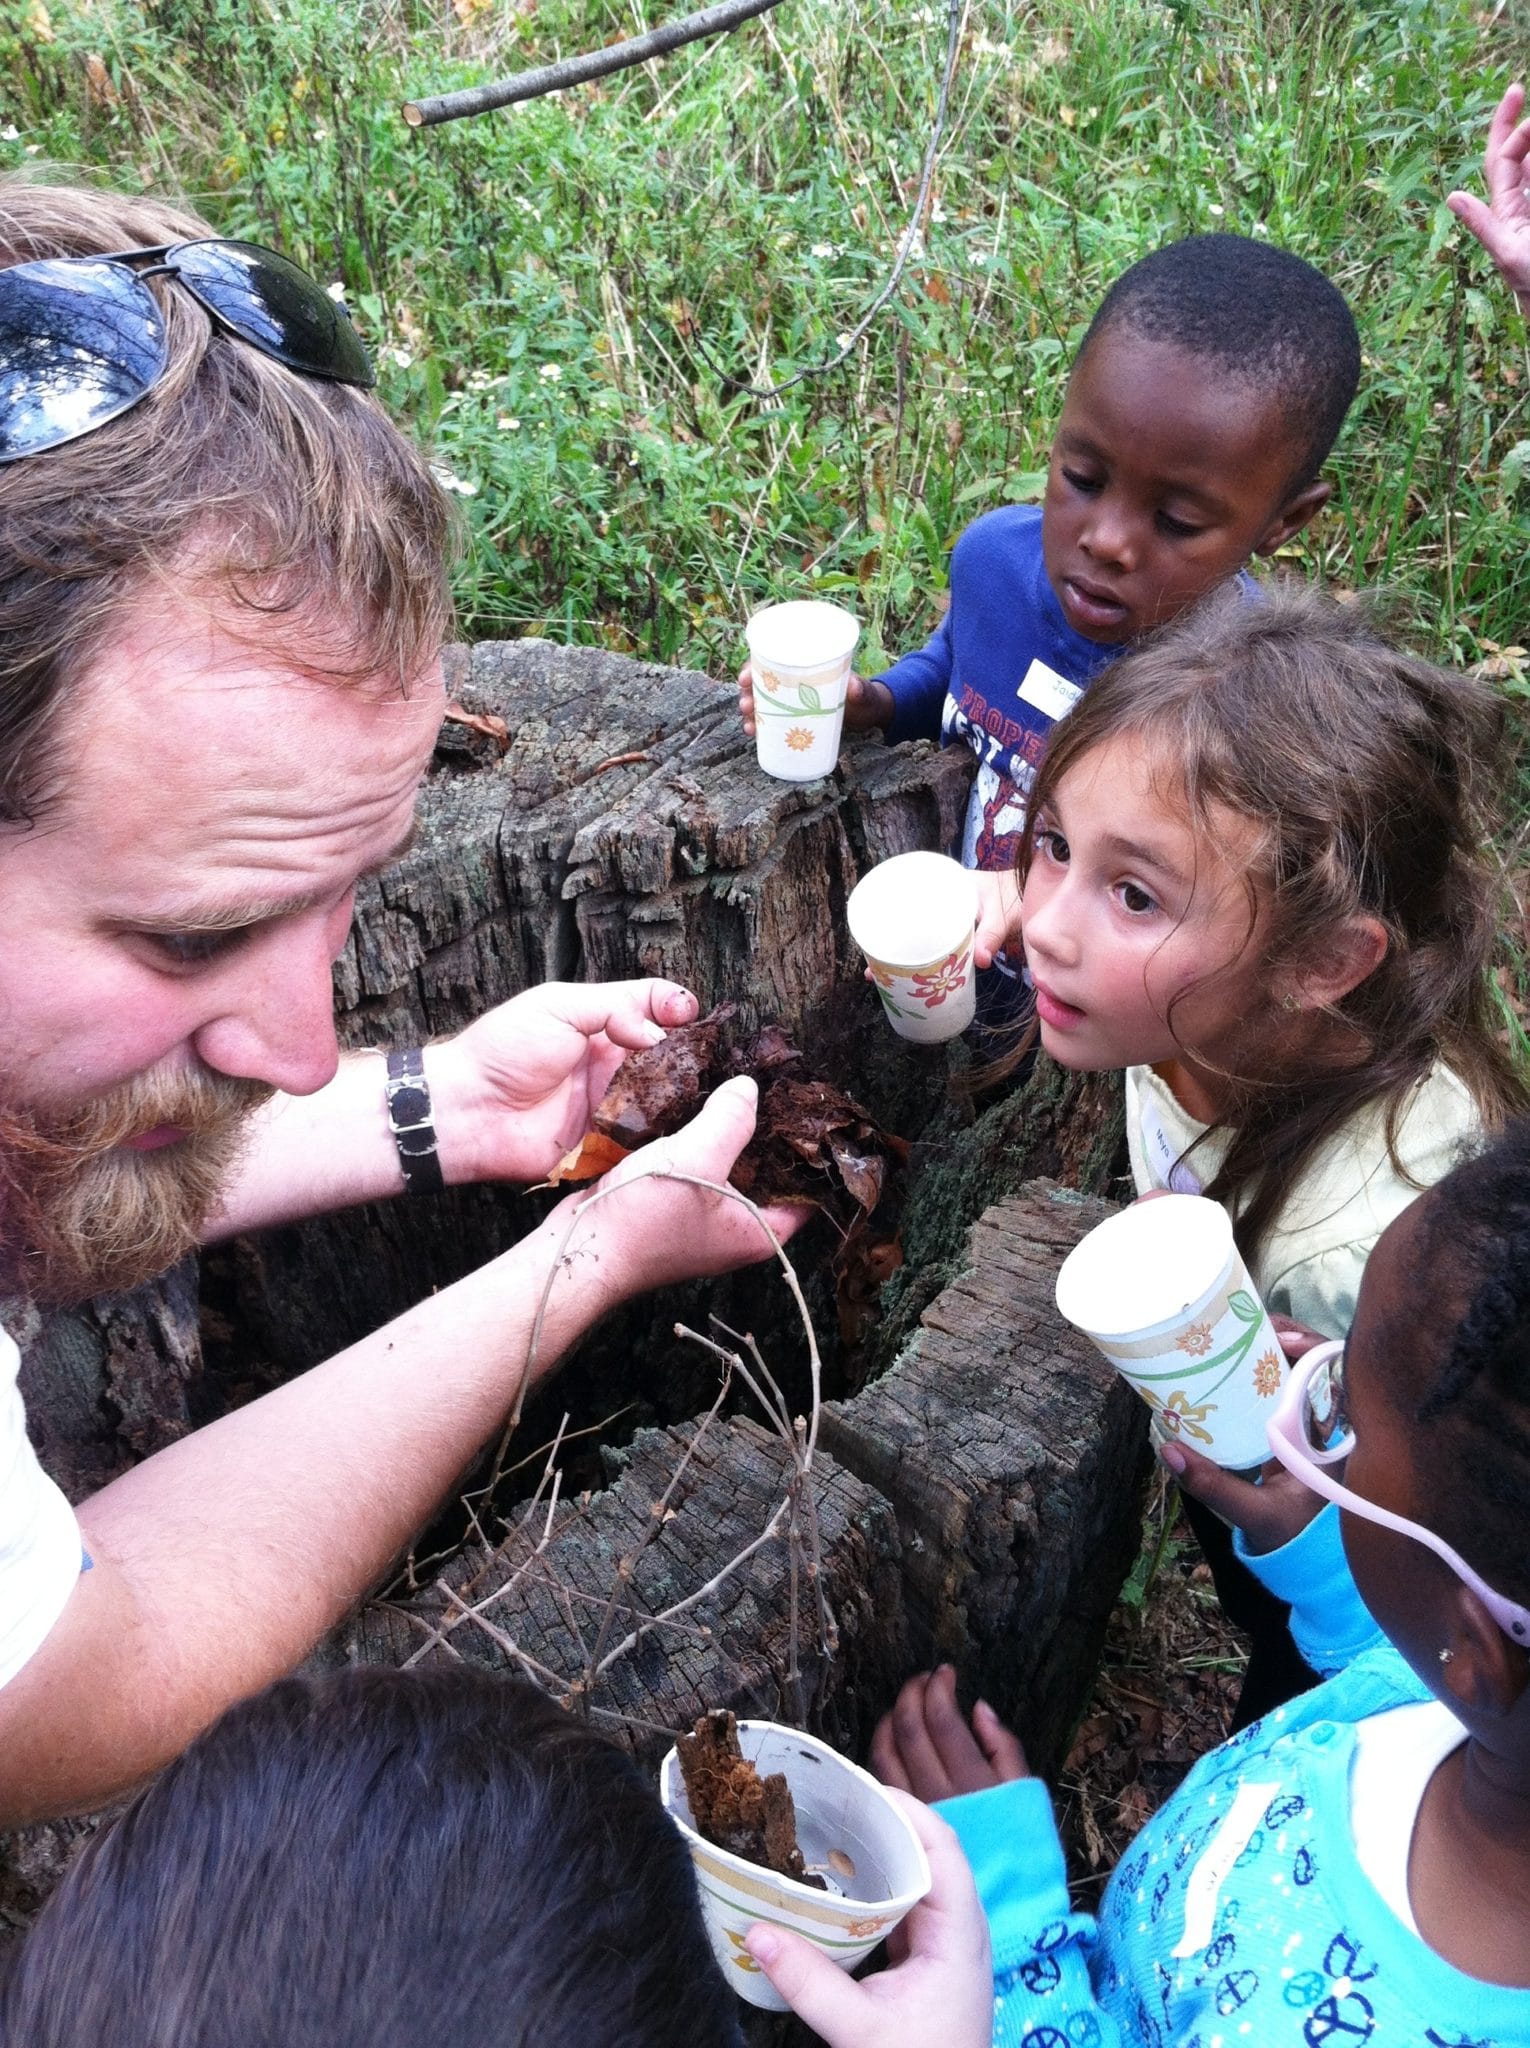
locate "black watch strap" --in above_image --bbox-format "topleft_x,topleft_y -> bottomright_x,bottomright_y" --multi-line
384,1046 -> 444,1195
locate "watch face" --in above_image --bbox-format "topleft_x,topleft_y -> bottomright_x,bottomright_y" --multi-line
388,1081 -> 431,1127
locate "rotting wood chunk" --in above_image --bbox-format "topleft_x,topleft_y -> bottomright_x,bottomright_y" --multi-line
676,1709 -> 826,1889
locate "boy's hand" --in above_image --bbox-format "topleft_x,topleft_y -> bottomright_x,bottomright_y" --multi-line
973,869 -> 1022,971
745,1792 -> 993,2048
871,1664 -> 1029,1802
1447,80 -> 1530,307
736,661 -> 893,738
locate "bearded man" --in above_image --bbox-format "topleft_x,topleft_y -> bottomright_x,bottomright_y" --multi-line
0,179 -> 794,1825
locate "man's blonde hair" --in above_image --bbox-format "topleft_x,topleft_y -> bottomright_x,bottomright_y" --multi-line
0,175 -> 455,820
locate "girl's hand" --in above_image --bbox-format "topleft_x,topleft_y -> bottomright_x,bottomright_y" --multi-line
870,1664 -> 1029,1803
735,662 -> 893,738
974,869 -> 1022,971
1447,80 -> 1530,306
1158,1440 -> 1323,1555
745,1792 -> 993,2048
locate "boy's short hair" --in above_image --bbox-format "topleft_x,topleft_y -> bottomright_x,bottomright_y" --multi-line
1079,232 -> 1360,490
0,1666 -> 743,2048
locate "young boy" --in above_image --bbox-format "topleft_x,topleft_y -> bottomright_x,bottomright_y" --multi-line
739,233 -> 1360,1023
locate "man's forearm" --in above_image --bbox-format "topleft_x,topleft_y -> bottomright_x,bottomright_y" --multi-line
203,1049 -> 401,1238
0,1198 -> 612,1824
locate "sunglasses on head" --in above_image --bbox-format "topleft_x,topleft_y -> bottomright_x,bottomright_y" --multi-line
1267,1338 -> 1530,1648
0,237 -> 374,465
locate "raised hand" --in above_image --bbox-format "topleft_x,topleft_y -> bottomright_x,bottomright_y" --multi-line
745,1791 -> 993,2048
1447,81 -> 1530,306
871,1663 -> 1029,1803
422,979 -> 702,1187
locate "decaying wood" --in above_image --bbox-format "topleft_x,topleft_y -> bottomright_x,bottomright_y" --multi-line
315,1413 -> 907,1767
821,1180 -> 1150,1774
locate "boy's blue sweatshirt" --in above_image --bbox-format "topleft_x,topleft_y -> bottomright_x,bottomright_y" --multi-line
876,505 -> 1121,875
940,1514 -> 1530,2045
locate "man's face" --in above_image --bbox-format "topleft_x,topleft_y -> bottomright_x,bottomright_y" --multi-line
0,597 -> 445,1302
1041,325 -> 1313,645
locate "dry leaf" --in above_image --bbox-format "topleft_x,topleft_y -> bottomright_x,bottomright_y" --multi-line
548,1130 -> 630,1184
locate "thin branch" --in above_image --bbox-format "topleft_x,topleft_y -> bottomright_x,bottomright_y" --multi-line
698,0 -> 966,400
401,0 -> 787,129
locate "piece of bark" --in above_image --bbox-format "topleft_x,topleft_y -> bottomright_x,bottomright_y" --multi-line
676,1709 -> 820,1885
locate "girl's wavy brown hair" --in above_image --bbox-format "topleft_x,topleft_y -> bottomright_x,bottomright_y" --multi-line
0,173 -> 455,822
1018,580 -> 1528,1268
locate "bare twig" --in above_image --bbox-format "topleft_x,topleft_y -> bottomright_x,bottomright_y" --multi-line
698,0 -> 966,400
402,0 -> 787,129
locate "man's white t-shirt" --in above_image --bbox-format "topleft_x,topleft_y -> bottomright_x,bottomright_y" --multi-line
0,1324 -> 84,1688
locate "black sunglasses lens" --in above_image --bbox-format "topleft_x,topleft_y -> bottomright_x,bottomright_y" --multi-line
169,240 -> 374,388
0,258 -> 166,463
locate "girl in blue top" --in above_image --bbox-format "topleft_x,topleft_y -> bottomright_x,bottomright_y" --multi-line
749,1119 -> 1530,2044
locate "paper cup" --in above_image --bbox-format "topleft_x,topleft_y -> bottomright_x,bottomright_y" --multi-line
846,850 -> 979,1043
1053,1193 -> 1288,1468
746,600 -> 860,782
660,1720 -> 931,2012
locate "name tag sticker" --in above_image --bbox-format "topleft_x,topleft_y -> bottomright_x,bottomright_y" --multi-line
1138,1092 -> 1203,1196
1017,659 -> 1082,724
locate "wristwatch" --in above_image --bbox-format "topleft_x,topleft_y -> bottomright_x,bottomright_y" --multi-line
384,1046 -> 445,1195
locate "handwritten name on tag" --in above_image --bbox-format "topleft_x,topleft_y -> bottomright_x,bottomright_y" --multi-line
1017,659 -> 1082,724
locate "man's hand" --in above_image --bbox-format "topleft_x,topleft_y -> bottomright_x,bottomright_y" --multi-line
1155,1315 -> 1330,1554
973,868 -> 1022,972
870,1664 -> 1029,1803
427,979 -> 702,1187
736,661 -> 894,738
745,1792 -> 993,2048
1447,81 -> 1530,306
564,1073 -> 806,1303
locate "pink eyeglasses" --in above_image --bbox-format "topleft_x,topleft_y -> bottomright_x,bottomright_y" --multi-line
1266,1338 -> 1530,1649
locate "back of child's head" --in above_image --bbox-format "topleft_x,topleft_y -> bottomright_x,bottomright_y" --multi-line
0,1665 -> 741,2048
1021,580 -> 1525,1259
1078,233 -> 1361,489
1392,1116 -> 1530,1614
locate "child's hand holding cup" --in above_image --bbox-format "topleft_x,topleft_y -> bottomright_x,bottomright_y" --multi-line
743,600 -> 861,781
1054,1193 -> 1288,1469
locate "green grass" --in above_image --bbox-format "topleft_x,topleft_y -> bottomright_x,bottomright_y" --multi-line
5,0 -> 1530,694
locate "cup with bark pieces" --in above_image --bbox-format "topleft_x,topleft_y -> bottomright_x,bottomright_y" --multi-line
745,600 -> 860,782
660,1717 -> 931,2011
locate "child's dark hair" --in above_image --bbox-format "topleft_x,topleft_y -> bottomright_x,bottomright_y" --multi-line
0,1666 -> 742,2048
1019,581 -> 1527,1269
1400,1116 -> 1530,1608
1079,233 -> 1360,489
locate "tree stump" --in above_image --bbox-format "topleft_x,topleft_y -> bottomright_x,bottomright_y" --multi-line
4,644 -> 1136,1966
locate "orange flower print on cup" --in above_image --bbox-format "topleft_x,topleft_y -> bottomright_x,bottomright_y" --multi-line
784,726 -> 814,753
909,940 -> 972,1009
1176,1320 -> 1214,1358
1253,1349 -> 1284,1399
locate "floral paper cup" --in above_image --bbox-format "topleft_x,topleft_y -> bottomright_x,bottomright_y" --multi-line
660,1721 -> 931,2012
846,851 -> 979,1043
1053,1193 -> 1288,1469
745,600 -> 860,782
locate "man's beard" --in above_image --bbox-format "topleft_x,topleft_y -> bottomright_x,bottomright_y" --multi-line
0,1067 -> 274,1307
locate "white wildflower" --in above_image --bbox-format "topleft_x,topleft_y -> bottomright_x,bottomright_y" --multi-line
325,280 -> 346,301
497,415 -> 521,431
389,347 -> 414,369
538,362 -> 562,382
836,331 -> 855,352
811,242 -> 836,259
430,462 -> 478,497
0,125 -> 18,142
1207,203 -> 1225,217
